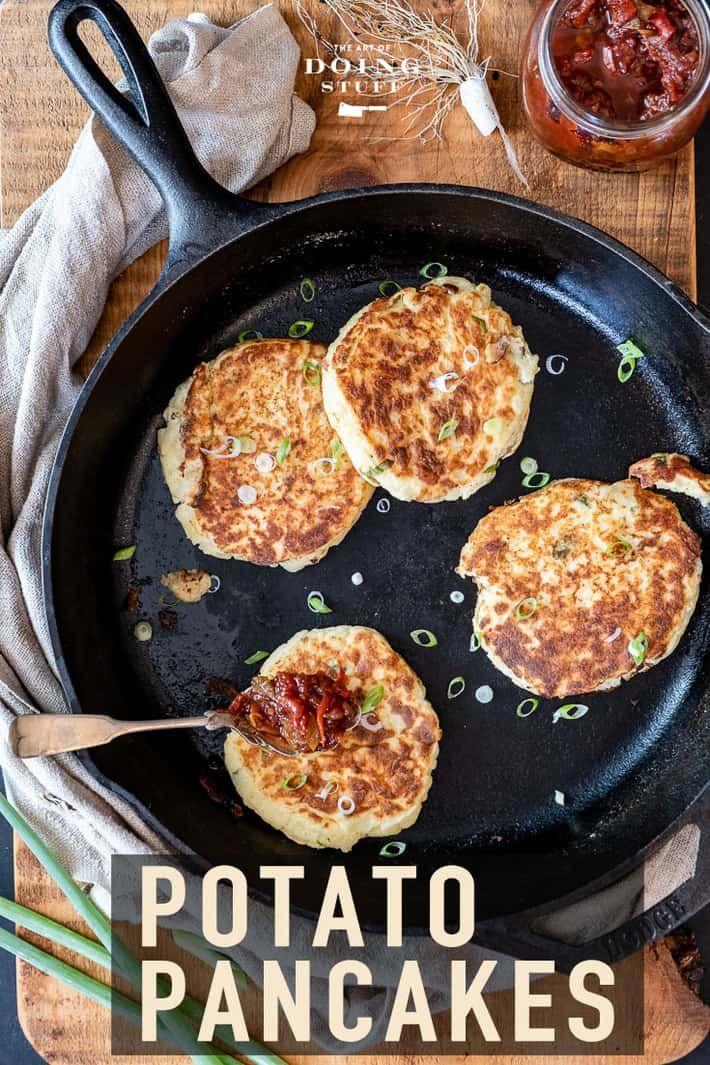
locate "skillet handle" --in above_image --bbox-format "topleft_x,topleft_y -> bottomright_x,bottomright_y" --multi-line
47,0 -> 267,271
476,786 -> 710,970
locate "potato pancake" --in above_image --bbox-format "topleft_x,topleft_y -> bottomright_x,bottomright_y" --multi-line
629,453 -> 710,506
158,339 -> 373,570
224,626 -> 441,851
322,276 -> 538,503
457,478 -> 702,698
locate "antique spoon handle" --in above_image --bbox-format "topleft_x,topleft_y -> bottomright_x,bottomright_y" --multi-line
9,713 -> 211,759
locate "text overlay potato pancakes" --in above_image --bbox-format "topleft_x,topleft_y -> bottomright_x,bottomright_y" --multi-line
322,276 -> 538,503
158,339 -> 373,570
224,626 -> 441,851
457,479 -> 702,698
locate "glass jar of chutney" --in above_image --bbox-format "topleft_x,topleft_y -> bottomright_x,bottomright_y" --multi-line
522,0 -> 710,172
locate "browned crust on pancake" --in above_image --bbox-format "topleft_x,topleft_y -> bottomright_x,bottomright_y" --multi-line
457,478 -> 702,698
224,626 -> 441,850
629,453 -> 710,504
162,339 -> 373,566
324,279 -> 536,502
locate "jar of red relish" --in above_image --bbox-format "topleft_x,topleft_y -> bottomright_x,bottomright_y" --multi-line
522,0 -> 710,172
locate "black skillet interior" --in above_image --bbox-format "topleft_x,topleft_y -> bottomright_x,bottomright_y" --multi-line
45,0 -> 710,949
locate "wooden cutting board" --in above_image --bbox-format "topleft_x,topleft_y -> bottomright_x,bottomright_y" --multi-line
1,0 -> 706,1061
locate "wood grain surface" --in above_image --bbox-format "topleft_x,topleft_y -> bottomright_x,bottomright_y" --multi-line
0,0 -> 706,1061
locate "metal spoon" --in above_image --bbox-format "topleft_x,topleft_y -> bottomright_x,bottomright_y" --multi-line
8,711 -> 299,759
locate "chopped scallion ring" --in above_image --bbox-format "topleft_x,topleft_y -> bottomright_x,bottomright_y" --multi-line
483,417 -> 503,435
472,314 -> 488,333
605,539 -> 633,559
522,471 -> 551,489
617,339 -> 645,361
112,545 -> 136,561
281,772 -> 308,791
515,596 -> 538,621
302,358 -> 321,387
617,357 -> 637,383
307,590 -> 332,614
276,437 -> 291,466
208,575 -> 221,594
237,435 -> 257,453
360,712 -> 383,732
628,631 -> 649,667
315,780 -> 338,799
555,789 -> 566,806
362,685 -> 385,714
516,698 -> 539,718
365,460 -> 391,479
158,592 -> 177,607
376,498 -> 391,513
338,795 -> 356,815
545,354 -> 568,375
419,261 -> 447,279
290,319 -> 315,339
483,460 -> 500,475
133,621 -> 152,642
379,280 -> 401,297
379,841 -> 406,857
438,418 -> 458,441
299,278 -> 316,303
553,703 -> 590,722
244,650 -> 270,665
520,456 -> 538,475
410,628 -> 438,647
447,676 -> 466,699
469,631 -> 481,652
237,329 -> 263,342
330,438 -> 345,469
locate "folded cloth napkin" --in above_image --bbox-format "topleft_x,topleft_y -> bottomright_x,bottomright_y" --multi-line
0,3 -> 702,1053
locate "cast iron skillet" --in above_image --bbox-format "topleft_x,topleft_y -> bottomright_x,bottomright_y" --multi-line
44,0 -> 710,965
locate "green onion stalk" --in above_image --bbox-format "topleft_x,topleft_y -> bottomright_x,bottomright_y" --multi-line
0,794 -> 284,1065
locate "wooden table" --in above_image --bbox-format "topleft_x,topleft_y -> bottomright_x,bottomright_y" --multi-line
1,0 -> 708,1060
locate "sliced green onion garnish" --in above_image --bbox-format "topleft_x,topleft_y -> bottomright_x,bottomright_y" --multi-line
419,261 -> 447,279
316,780 -> 339,799
299,278 -> 316,302
276,437 -> 291,466
410,628 -> 438,647
302,357 -> 322,386
237,434 -> 256,453
379,280 -> 401,297
281,772 -> 308,791
237,329 -> 263,342
290,319 -> 315,339
469,631 -> 481,652
362,685 -> 385,714
520,457 -> 538,475
447,676 -> 466,699
605,539 -> 633,558
553,703 -> 590,722
158,592 -> 178,607
112,545 -> 136,561
617,339 -> 645,361
307,590 -> 332,614
331,438 -> 345,470
483,417 -> 503,435
365,460 -> 391,479
244,650 -> 270,665
133,621 -> 152,642
628,631 -> 648,667
516,698 -> 539,718
576,493 -> 591,507
379,841 -> 406,857
438,418 -> 458,441
483,460 -> 500,475
472,314 -> 488,333
617,357 -> 637,383
515,596 -> 538,621
522,471 -> 551,489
